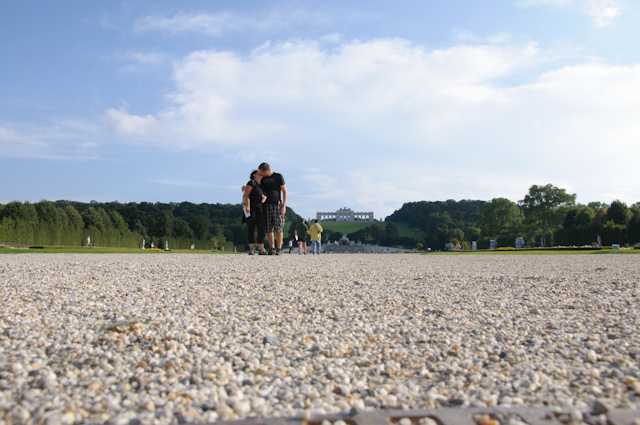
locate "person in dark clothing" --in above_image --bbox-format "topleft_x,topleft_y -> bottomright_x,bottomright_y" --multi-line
243,170 -> 268,255
258,163 -> 287,255
295,218 -> 309,255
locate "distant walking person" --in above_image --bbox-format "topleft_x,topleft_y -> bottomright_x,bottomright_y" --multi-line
258,163 -> 287,255
309,219 -> 323,255
295,218 -> 309,255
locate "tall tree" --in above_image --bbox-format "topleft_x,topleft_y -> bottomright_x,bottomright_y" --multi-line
520,184 -> 576,237
109,210 -> 129,232
628,206 -> 640,244
478,198 -> 522,239
36,200 -> 61,244
82,207 -> 105,231
385,223 -> 400,240
64,205 -> 84,245
173,217 -> 194,238
1,201 -> 38,243
153,210 -> 175,238
190,216 -> 211,240
606,200 -> 631,225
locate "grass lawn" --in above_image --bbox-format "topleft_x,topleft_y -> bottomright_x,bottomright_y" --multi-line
433,248 -> 639,255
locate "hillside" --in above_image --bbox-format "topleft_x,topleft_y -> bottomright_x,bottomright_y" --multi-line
320,221 -> 425,240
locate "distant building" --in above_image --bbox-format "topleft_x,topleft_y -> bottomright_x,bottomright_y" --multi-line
317,207 -> 374,223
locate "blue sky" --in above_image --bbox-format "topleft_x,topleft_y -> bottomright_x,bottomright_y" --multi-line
2,0 -> 639,220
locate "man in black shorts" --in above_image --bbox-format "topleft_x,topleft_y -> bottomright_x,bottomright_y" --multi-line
258,162 -> 287,255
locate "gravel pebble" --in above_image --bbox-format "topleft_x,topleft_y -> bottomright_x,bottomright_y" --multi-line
1,253 -> 639,424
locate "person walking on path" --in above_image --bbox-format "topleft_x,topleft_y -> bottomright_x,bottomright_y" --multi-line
295,218 -> 309,255
258,162 -> 287,255
243,170 -> 268,255
309,219 -> 323,255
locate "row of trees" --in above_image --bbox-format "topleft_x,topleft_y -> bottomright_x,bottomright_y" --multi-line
0,200 -> 246,250
386,199 -> 485,249
2,184 -> 638,250
478,185 -> 639,248
386,184 -> 639,249
0,199 -> 310,250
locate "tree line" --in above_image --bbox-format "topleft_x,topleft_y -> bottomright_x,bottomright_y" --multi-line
0,199 -> 310,250
1,184 -> 638,250
386,184 -> 640,250
0,200 -> 245,250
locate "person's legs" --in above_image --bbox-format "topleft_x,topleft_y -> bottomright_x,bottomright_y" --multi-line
256,211 -> 266,251
274,201 -> 285,254
265,203 -> 277,253
246,214 -> 257,254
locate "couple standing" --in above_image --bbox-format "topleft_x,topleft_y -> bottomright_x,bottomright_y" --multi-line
243,163 -> 287,255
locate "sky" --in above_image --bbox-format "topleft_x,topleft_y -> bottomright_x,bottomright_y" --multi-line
1,0 -> 639,220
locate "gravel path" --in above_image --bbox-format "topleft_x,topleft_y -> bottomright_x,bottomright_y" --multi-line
1,253 -> 639,424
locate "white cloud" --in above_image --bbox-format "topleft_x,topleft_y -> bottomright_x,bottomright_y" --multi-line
519,0 -> 623,26
133,12 -> 235,36
0,123 -> 100,160
103,107 -> 158,139
131,7 -> 361,39
139,38 -> 543,149
106,50 -> 169,75
94,36 -> 640,216
146,178 -> 224,189
586,0 -> 622,27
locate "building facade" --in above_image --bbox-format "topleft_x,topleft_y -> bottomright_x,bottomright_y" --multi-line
317,207 -> 374,223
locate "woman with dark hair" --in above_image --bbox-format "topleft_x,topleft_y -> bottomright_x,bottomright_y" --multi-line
243,170 -> 268,255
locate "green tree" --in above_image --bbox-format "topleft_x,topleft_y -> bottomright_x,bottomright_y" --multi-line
97,208 -> 112,230
119,203 -> 143,229
628,206 -> 640,244
173,217 -> 194,239
1,201 -> 38,243
563,205 -> 595,229
424,212 -> 455,249
110,210 -> 129,232
323,228 -> 343,243
478,198 -> 522,239
153,210 -> 174,238
210,223 -> 224,239
588,202 -> 609,210
447,228 -> 464,245
520,184 -> 576,243
190,216 -> 211,239
385,223 -> 399,240
82,207 -> 105,231
64,205 -> 84,245
36,200 -> 61,244
464,226 -> 481,244
606,200 -> 630,225
555,205 -> 597,246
